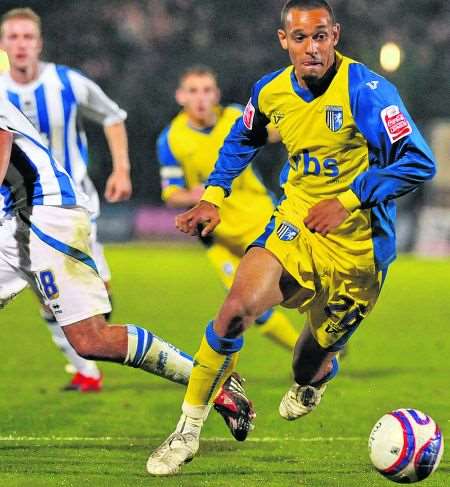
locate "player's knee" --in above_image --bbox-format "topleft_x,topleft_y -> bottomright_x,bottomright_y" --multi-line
223,292 -> 260,325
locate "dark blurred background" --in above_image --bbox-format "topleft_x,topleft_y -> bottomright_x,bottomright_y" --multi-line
1,0 -> 449,249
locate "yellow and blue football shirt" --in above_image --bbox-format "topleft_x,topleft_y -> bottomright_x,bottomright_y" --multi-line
157,105 -> 275,254
202,52 -> 436,272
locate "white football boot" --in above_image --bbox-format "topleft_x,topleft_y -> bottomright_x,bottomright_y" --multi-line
279,382 -> 327,420
147,414 -> 201,476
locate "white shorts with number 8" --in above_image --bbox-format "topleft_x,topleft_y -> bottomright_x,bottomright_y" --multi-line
0,205 -> 111,326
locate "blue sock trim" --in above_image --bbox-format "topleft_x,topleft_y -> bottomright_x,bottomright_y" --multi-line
205,321 -> 243,355
178,349 -> 194,362
311,356 -> 339,387
126,325 -> 154,368
255,308 -> 274,325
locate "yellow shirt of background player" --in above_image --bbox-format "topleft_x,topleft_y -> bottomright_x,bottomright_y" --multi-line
162,105 -> 275,255
0,50 -> 10,73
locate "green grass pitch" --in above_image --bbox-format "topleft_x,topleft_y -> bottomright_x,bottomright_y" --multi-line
0,244 -> 449,487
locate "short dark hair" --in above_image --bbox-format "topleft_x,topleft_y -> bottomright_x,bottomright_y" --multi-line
281,0 -> 335,28
178,65 -> 218,85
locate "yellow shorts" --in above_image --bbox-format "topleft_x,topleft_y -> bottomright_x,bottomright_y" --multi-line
251,212 -> 385,351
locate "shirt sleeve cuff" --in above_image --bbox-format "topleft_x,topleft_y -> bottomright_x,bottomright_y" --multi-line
201,186 -> 226,208
103,109 -> 128,126
337,189 -> 361,212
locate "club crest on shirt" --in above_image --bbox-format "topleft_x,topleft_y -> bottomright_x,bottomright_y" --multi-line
325,105 -> 343,132
276,221 -> 299,241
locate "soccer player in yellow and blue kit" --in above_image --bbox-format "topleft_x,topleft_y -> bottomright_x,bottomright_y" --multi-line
147,0 -> 436,475
157,66 -> 299,350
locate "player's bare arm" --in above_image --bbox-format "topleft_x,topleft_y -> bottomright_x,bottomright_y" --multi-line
304,198 -> 350,236
166,185 -> 205,209
175,200 -> 220,237
0,128 -> 13,184
103,121 -> 132,202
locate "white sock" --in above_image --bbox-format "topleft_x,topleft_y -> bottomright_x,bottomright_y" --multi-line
182,402 -> 211,421
124,325 -> 193,385
176,413 -> 207,437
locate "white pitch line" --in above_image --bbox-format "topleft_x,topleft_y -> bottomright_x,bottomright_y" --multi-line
0,436 -> 363,443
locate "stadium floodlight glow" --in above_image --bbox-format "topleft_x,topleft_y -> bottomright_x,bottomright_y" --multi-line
380,42 -> 402,72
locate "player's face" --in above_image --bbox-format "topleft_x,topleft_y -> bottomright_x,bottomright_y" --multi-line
176,74 -> 220,124
0,18 -> 42,71
278,8 -> 340,87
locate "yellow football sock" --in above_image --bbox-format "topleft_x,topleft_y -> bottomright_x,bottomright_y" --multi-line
257,310 -> 298,350
183,333 -> 239,419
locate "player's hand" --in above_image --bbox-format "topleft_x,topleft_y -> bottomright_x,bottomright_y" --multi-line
304,198 -> 350,236
175,200 -> 220,237
104,169 -> 132,203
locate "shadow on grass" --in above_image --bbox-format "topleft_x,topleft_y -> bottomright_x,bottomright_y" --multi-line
340,367 -> 411,379
103,381 -> 187,393
0,467 -> 149,479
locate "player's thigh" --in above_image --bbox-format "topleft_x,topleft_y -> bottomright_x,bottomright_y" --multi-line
250,214 -> 317,310
206,243 -> 241,290
308,270 -> 383,351
215,247 -> 290,327
22,206 -> 111,327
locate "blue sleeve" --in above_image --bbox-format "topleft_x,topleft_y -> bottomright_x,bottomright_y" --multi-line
156,126 -> 186,188
207,69 -> 284,195
348,64 -> 436,209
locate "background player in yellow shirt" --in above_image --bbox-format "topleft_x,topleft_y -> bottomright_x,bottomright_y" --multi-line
157,66 -> 298,351
147,0 -> 436,475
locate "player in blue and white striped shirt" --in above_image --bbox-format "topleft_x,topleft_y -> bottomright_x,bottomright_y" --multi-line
0,7 -> 132,390
0,98 -> 83,212
0,98 -> 254,444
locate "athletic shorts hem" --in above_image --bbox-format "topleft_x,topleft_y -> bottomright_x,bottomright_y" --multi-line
56,306 -> 112,327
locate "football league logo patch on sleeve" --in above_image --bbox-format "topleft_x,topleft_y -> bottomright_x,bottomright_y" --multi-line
243,98 -> 255,130
381,105 -> 412,143
325,105 -> 344,132
276,221 -> 299,241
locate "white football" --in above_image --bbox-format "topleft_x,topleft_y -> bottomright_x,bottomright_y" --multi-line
368,408 -> 444,483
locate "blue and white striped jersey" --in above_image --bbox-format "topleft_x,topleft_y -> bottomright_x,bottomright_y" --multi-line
0,62 -> 126,187
0,98 -> 85,216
